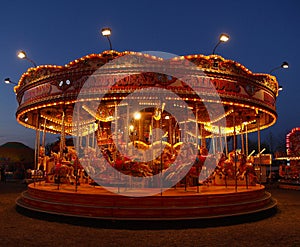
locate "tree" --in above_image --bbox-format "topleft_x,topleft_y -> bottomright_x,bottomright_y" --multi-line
247,137 -> 270,155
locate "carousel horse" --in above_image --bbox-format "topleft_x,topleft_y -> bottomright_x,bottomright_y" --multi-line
48,163 -> 73,184
236,154 -> 248,180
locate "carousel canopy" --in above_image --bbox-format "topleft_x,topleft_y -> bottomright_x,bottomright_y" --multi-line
15,50 -> 279,138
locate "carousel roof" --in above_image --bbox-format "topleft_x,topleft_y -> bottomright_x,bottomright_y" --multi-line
15,50 -> 279,137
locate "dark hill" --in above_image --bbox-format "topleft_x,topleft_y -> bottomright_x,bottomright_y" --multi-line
0,142 -> 34,169
1,142 -> 32,149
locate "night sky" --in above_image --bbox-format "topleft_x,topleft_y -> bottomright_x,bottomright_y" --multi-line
0,0 -> 299,148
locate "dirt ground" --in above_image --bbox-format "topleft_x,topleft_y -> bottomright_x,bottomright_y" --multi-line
0,181 -> 299,247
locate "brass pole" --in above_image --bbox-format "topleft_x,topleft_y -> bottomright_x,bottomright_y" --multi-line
42,118 -> 47,153
241,123 -> 245,155
219,126 -> 222,153
75,104 -> 80,192
257,115 -> 261,186
245,124 -> 249,156
160,105 -> 163,196
59,110 -> 65,160
195,106 -> 199,193
233,113 -> 237,192
114,102 -> 120,193
34,112 -> 40,187
225,133 -> 228,157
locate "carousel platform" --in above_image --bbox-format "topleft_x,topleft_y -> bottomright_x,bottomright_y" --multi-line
16,182 -> 277,221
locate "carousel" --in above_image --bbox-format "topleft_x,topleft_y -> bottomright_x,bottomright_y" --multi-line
15,49 -> 278,220
276,128 -> 300,190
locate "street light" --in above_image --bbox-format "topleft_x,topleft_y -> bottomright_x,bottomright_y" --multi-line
270,61 -> 289,73
17,50 -> 26,59
282,62 -> 289,69
101,27 -> 113,50
212,33 -> 230,55
4,78 -> 17,85
17,50 -> 37,67
270,62 -> 288,94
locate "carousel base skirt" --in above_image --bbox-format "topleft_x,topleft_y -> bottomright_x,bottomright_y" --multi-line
16,182 -> 277,221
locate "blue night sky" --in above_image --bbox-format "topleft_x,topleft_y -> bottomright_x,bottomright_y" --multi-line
0,0 -> 299,148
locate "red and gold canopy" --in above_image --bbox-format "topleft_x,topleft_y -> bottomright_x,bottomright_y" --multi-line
15,50 -> 279,137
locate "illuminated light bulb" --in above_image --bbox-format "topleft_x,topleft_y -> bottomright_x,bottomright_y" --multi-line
281,62 -> 289,69
133,112 -> 141,120
17,50 -> 26,59
129,125 -> 134,132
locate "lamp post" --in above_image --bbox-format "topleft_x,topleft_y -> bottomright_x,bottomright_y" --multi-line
17,50 -> 37,67
212,33 -> 230,55
101,27 -> 113,50
270,62 -> 288,94
4,78 -> 17,85
270,61 -> 289,74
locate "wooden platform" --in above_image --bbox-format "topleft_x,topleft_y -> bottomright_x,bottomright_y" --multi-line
16,182 -> 277,220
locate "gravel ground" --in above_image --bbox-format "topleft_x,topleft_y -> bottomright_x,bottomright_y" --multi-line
0,181 -> 299,247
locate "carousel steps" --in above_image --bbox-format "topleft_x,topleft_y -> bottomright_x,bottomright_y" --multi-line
16,184 -> 277,220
